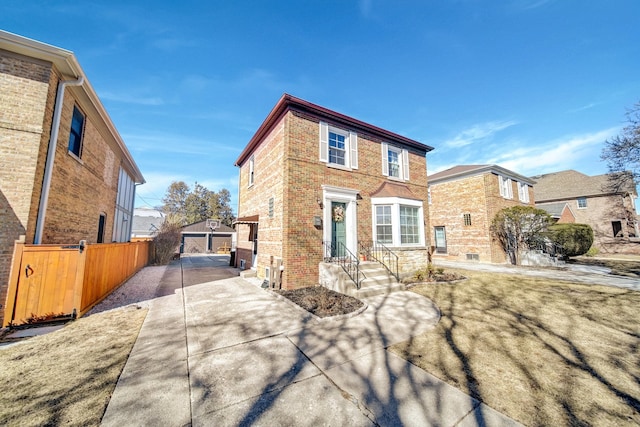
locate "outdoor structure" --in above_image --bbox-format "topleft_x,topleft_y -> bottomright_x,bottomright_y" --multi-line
428,164 -> 535,263
131,207 -> 165,239
181,219 -> 235,254
532,170 -> 640,254
0,31 -> 144,325
234,94 -> 433,290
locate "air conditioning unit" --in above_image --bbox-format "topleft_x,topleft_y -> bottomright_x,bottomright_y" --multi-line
239,259 -> 246,269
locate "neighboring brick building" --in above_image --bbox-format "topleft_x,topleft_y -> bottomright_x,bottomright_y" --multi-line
234,94 -> 433,288
428,165 -> 535,263
532,170 -> 640,254
0,31 -> 144,324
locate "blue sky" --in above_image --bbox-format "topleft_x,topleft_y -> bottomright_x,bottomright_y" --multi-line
3,1 -> 639,212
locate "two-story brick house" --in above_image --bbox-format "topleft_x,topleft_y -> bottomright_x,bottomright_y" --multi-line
532,170 -> 639,254
428,165 -> 535,263
0,31 -> 144,324
234,94 -> 433,289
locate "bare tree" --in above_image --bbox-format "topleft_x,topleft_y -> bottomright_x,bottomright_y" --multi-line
490,206 -> 552,265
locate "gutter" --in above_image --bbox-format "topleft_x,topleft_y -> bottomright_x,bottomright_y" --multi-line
34,76 -> 84,244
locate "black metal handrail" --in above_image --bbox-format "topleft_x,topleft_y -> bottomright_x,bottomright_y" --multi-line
359,240 -> 399,281
323,241 -> 361,289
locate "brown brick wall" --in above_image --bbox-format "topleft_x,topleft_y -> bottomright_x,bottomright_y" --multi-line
237,109 -> 430,289
429,172 -> 534,263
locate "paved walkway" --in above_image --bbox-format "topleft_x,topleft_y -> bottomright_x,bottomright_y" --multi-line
102,255 -> 522,426
433,259 -> 640,291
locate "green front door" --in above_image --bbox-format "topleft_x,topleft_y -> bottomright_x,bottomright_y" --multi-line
331,202 -> 347,257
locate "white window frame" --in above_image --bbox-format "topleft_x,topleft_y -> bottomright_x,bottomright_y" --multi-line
248,155 -> 255,187
577,197 -> 587,209
319,122 -> 358,170
518,182 -> 529,203
381,142 -> 409,181
498,175 -> 513,199
371,196 -> 425,247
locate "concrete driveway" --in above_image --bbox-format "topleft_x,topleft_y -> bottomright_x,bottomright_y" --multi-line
102,255 -> 521,426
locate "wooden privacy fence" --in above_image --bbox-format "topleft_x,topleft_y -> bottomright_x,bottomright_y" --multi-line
3,240 -> 151,327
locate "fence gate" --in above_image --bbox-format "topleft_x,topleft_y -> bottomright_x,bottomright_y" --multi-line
5,244 -> 81,327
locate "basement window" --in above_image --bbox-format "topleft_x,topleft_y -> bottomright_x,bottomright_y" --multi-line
463,213 -> 472,226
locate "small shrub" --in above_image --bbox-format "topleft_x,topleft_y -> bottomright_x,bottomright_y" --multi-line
153,221 -> 182,264
586,246 -> 599,257
548,223 -> 594,257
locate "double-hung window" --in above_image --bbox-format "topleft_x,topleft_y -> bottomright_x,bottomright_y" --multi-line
518,182 -> 529,202
381,142 -> 409,181
68,105 -> 85,157
372,197 -> 424,247
498,175 -> 513,199
577,197 -> 587,209
319,122 -> 358,169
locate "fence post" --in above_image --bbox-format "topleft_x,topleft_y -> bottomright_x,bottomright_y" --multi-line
2,237 -> 26,327
72,240 -> 88,317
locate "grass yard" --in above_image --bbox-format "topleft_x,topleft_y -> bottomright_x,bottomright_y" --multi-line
0,306 -> 147,426
389,269 -> 640,427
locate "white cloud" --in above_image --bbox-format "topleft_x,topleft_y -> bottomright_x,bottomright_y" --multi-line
487,127 -> 619,175
100,91 -> 164,106
444,120 -> 518,148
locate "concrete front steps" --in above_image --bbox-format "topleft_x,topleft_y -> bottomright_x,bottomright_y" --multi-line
319,261 -> 405,298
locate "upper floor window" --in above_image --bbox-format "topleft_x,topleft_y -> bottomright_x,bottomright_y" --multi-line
577,197 -> 587,209
248,155 -> 255,187
68,106 -> 85,157
319,122 -> 358,169
498,175 -> 513,199
381,142 -> 409,181
518,182 -> 530,203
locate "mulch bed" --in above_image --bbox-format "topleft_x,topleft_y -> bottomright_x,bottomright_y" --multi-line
275,286 -> 364,318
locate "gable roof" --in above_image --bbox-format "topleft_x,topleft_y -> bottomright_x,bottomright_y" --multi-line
182,220 -> 234,233
428,164 -> 535,185
235,94 -> 434,166
0,30 -> 144,184
531,170 -> 637,202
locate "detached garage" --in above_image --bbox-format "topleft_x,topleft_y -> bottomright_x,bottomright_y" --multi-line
181,220 -> 235,254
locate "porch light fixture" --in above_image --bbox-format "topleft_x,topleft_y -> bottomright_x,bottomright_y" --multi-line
316,197 -> 323,209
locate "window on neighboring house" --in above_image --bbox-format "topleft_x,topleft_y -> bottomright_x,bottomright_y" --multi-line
97,213 -> 106,243
518,182 -> 530,203
434,226 -> 447,253
381,142 -> 409,180
248,156 -> 255,187
498,175 -> 513,199
577,197 -> 587,209
372,198 -> 424,247
268,197 -> 274,218
463,213 -> 472,226
68,105 -> 85,157
319,122 -> 358,169
612,221 -> 623,237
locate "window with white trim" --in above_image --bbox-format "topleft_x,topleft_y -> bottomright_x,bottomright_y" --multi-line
518,182 -> 530,202
498,175 -> 513,199
372,197 -> 425,247
381,142 -> 409,181
577,197 -> 587,209
319,122 -> 358,169
248,156 -> 255,187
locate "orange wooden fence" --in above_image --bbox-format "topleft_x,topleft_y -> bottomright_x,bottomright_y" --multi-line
3,240 -> 151,327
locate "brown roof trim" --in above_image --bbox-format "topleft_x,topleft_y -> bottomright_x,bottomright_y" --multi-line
235,93 -> 433,166
370,181 -> 421,200
233,214 -> 259,225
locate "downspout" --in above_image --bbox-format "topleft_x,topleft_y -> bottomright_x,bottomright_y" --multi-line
34,76 -> 84,244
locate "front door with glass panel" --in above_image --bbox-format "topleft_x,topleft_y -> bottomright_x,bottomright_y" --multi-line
331,202 -> 347,257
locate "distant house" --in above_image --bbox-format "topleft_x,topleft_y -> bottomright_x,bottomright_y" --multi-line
428,165 -> 535,263
234,94 -> 433,290
131,207 -> 165,239
0,31 -> 145,325
181,220 -> 235,254
532,170 -> 639,254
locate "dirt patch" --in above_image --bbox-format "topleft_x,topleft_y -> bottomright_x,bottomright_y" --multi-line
275,286 -> 364,318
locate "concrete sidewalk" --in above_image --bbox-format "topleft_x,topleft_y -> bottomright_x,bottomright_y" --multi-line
102,256 -> 522,426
